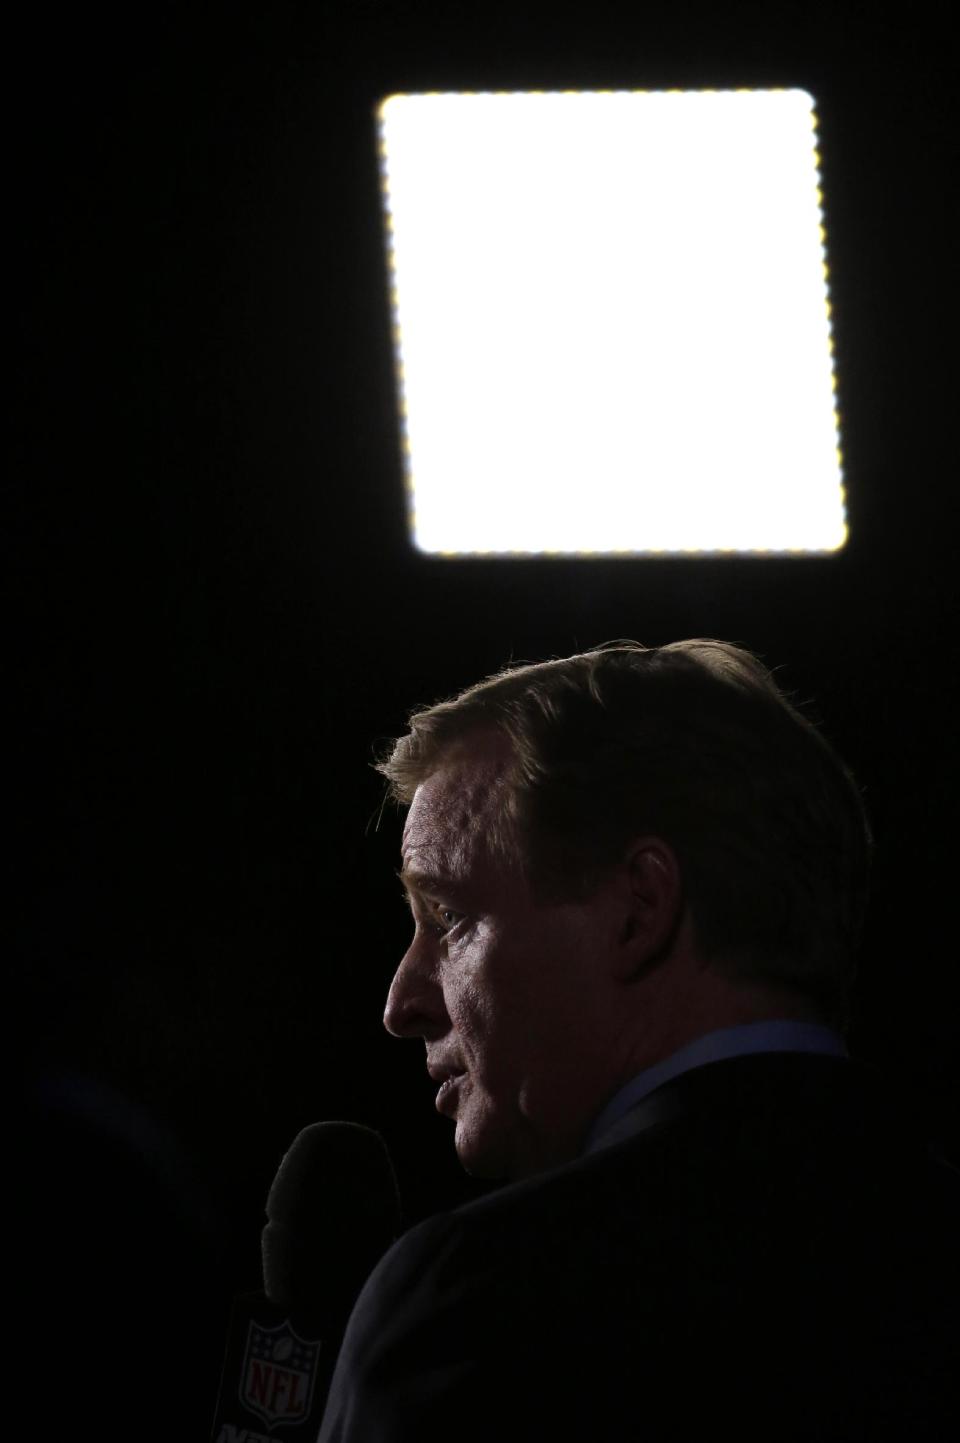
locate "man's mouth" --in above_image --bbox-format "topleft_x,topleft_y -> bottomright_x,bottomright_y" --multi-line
435,1071 -> 466,1114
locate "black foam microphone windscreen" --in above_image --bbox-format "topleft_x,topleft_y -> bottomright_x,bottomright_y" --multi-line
262,1121 -> 402,1328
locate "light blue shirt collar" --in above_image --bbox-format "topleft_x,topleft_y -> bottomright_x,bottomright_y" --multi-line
582,1019 -> 850,1157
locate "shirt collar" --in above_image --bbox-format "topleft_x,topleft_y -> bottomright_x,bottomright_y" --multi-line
582,1018 -> 850,1157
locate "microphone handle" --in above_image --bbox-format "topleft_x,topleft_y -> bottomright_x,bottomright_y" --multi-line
210,1291 -> 341,1442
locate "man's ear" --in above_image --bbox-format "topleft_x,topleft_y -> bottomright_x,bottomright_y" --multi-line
613,838 -> 685,981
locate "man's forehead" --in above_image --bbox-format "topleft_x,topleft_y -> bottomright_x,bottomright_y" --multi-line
400,743 -> 513,876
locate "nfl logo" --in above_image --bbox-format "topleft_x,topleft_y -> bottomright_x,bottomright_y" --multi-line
240,1318 -> 321,1428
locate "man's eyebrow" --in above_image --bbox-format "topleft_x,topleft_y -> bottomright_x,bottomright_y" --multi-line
395,866 -> 463,899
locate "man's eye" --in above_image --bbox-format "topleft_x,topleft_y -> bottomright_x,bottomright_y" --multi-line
401,891 -> 463,938
428,905 -> 461,935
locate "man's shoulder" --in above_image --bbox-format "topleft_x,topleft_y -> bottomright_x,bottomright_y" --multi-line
383,1050 -> 958,1283
352,1110 -> 682,1340
324,1052 -> 958,1441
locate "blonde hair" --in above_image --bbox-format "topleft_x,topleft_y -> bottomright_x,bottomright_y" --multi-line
373,639 -> 872,1033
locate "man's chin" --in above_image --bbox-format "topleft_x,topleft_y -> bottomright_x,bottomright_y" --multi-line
454,1115 -> 514,1182
455,1133 -> 505,1180
456,1114 -> 581,1183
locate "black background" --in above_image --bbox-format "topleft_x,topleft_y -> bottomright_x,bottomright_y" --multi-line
10,1 -> 958,1433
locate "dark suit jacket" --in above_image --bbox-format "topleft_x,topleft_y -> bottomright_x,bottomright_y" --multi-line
318,1052 -> 959,1441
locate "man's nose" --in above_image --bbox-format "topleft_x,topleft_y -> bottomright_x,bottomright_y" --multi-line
383,937 -> 445,1038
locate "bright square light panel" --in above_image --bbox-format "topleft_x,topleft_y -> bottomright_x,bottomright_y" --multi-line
376,89 -> 847,555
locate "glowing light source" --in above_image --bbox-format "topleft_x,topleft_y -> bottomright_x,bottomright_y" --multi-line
376,89 -> 848,557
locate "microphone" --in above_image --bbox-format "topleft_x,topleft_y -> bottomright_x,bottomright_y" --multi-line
210,1122 -> 401,1442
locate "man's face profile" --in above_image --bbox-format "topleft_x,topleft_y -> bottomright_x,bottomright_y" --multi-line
383,736 -> 638,1183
